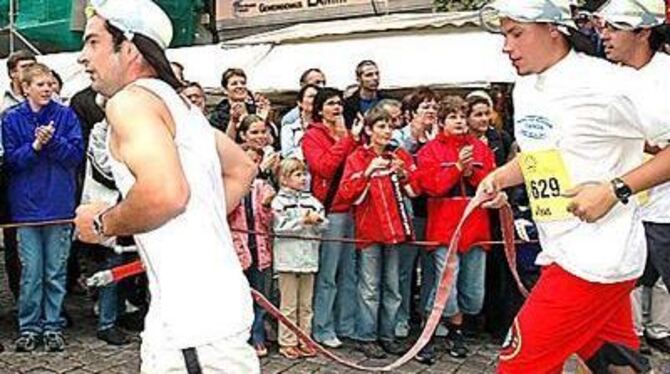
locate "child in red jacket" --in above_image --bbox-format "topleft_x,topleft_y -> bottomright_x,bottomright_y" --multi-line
415,96 -> 495,363
338,106 -> 420,358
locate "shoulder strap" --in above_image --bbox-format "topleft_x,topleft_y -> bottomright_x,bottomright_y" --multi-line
323,163 -> 345,214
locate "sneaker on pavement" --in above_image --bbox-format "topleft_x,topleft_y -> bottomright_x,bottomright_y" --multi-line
356,341 -> 387,359
414,341 -> 436,365
43,331 -> 65,352
380,339 -> 405,355
97,327 -> 130,346
646,335 -> 670,354
15,333 -> 40,353
447,328 -> 469,358
319,337 -> 343,349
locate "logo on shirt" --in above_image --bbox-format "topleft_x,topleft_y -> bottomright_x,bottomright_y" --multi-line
500,318 -> 523,361
518,115 -> 554,140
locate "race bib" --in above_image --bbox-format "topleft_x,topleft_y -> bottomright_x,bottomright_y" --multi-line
519,150 -> 572,222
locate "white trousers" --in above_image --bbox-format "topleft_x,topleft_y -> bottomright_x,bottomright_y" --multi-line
140,332 -> 260,374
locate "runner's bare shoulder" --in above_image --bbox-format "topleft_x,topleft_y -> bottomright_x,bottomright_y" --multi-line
105,85 -> 173,137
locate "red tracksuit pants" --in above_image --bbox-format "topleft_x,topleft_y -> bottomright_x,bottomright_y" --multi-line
497,264 -> 638,374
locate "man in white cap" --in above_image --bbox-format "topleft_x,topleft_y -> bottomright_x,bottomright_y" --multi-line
594,0 -> 670,355
73,0 -> 260,372
477,0 -> 670,372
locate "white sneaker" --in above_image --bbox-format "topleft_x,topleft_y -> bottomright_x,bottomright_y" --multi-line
435,322 -> 449,337
320,337 -> 343,348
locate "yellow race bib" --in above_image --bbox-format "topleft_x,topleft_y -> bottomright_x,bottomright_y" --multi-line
519,150 -> 572,222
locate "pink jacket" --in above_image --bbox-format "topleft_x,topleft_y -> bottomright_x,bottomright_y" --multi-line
228,178 -> 275,271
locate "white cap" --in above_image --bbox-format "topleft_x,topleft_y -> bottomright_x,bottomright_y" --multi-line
466,90 -> 493,107
596,0 -> 666,29
480,0 -> 576,33
88,0 -> 173,50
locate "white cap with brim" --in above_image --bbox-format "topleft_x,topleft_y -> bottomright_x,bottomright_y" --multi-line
479,0 -> 576,33
466,90 -> 493,107
595,0 -> 666,29
88,0 -> 173,50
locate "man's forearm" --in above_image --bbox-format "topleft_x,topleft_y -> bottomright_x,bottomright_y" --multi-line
102,183 -> 188,237
214,130 -> 258,213
492,155 -> 524,189
223,165 -> 257,214
622,146 -> 670,194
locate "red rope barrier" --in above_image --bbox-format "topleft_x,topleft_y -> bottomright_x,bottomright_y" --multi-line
0,212 -> 590,372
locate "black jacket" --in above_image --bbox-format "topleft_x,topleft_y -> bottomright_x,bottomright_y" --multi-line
343,89 -> 387,129
208,98 -> 256,133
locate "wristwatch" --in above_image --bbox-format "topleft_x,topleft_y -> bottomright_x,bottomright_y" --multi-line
93,211 -> 107,237
610,177 -> 632,205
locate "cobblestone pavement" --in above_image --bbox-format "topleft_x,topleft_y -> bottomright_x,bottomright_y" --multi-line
0,258 -> 669,373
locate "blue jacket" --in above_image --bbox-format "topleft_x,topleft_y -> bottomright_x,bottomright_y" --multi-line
2,100 -> 84,222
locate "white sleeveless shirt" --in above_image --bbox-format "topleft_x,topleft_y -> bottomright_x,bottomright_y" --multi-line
106,78 -> 253,349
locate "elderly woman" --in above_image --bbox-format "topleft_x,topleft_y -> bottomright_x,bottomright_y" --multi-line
2,62 -> 84,352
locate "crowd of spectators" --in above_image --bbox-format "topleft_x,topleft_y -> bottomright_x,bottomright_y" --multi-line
0,51 -> 557,362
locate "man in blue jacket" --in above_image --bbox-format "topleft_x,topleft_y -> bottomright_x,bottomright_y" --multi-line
1,62 -> 83,353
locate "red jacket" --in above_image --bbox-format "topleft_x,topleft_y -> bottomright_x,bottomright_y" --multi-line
417,133 -> 495,253
302,122 -> 358,213
338,145 -> 421,249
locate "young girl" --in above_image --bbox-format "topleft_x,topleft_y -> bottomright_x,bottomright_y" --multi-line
228,145 -> 275,357
238,114 -> 280,182
272,158 -> 328,359
338,106 -> 420,359
415,95 -> 495,363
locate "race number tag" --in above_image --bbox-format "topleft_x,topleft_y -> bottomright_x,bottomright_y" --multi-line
519,150 -> 572,222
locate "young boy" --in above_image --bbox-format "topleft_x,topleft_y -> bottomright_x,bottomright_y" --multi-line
338,105 -> 420,359
416,95 -> 495,362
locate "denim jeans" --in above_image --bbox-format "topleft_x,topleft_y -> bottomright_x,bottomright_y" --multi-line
416,219 -> 442,316
425,246 -> 486,317
98,251 -> 125,331
312,212 -> 358,342
17,224 -> 72,334
396,217 -> 423,329
355,244 -> 401,342
246,266 -> 270,345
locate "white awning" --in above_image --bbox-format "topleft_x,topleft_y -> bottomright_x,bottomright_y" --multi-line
0,11 -> 516,99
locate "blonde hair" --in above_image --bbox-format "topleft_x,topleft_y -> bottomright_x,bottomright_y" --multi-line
278,157 -> 306,186
20,62 -> 51,86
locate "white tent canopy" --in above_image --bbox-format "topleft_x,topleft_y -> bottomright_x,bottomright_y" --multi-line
0,11 -> 516,99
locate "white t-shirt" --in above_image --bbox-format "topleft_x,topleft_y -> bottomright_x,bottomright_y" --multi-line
639,52 -> 670,223
514,51 -> 670,283
107,78 -> 254,349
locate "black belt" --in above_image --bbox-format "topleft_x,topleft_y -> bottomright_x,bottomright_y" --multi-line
182,347 -> 202,374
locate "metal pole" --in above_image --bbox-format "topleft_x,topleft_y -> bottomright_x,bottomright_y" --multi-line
4,0 -> 41,55
9,0 -> 14,53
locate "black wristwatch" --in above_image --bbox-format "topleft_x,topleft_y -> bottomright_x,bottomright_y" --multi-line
611,177 -> 633,205
93,211 -> 107,237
